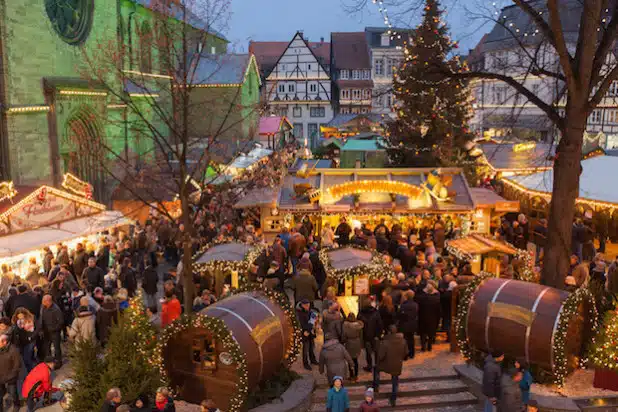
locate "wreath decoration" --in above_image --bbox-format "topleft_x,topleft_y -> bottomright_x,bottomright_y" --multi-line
319,245 -> 392,281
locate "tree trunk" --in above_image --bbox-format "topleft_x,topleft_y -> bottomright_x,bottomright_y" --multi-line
542,112 -> 585,288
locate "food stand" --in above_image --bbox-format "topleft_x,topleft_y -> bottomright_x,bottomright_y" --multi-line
446,234 -> 518,275
319,246 -> 391,315
0,180 -> 133,278
469,188 -> 520,234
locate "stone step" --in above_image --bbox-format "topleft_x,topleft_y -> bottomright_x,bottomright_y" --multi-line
310,390 -> 478,411
313,379 -> 469,400
315,374 -> 459,389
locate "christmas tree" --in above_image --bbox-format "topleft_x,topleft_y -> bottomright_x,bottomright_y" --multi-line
385,0 -> 474,167
591,310 -> 618,370
67,339 -> 104,412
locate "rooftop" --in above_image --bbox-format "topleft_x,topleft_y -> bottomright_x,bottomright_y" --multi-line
331,32 -> 371,70
249,37 -> 331,78
191,54 -> 258,85
479,142 -> 555,172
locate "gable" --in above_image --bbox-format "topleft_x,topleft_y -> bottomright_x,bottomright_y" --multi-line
266,32 -> 331,81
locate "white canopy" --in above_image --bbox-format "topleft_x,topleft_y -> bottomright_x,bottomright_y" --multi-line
0,211 -> 133,258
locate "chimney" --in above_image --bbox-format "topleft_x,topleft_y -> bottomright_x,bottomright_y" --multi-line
298,30 -> 304,38
320,37 -> 324,43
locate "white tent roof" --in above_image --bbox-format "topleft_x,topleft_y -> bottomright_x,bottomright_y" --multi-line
508,155 -> 618,204
228,147 -> 273,170
0,211 -> 133,258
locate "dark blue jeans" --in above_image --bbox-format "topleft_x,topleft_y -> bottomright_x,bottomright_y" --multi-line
0,381 -> 19,411
21,342 -> 36,372
390,375 -> 399,402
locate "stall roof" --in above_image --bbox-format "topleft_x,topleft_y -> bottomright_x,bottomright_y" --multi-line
233,188 -> 278,209
479,142 -> 555,172
328,247 -> 374,270
470,188 -> 520,211
0,211 -> 132,258
446,233 -> 518,257
228,147 -> 273,169
195,243 -> 253,264
271,167 -> 475,213
506,155 -> 618,204
341,138 -> 385,152
258,116 -> 292,135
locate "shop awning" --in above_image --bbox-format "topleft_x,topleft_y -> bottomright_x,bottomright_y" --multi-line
0,211 -> 133,258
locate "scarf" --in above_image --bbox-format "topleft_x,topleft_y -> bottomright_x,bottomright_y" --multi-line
155,398 -> 168,410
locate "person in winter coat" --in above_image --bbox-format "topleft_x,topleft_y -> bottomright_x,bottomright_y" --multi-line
101,387 -> 122,412
498,368 -> 525,412
161,290 -> 181,327
322,302 -> 344,342
326,376 -> 349,412
397,290 -> 418,358
96,295 -> 118,347
0,334 -> 22,412
357,298 -> 383,373
22,357 -> 62,410
130,394 -> 150,412
342,313 -> 364,381
290,268 -> 318,305
142,261 -> 159,309
335,218 -> 352,246
514,360 -> 533,406
264,261 -> 285,292
154,387 -> 176,412
40,294 -> 64,366
296,299 -> 318,370
359,387 -> 380,412
82,257 -> 105,291
482,351 -> 504,412
375,325 -> 408,407
319,333 -> 353,385
119,258 -> 138,298
607,255 -> 618,294
569,255 -> 589,288
72,244 -> 89,283
321,223 -> 336,248
378,295 -> 396,331
68,306 -> 96,343
416,282 -> 440,351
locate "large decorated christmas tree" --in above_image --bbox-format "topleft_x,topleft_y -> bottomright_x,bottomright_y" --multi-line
386,0 -> 474,167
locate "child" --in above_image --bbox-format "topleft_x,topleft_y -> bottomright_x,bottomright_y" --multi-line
326,376 -> 349,412
359,387 -> 380,412
200,399 -> 220,412
131,394 -> 150,411
515,359 -> 533,407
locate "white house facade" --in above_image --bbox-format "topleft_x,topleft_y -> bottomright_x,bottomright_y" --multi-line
264,32 -> 334,148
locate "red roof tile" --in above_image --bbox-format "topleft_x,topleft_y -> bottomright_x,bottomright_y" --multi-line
331,32 -> 371,70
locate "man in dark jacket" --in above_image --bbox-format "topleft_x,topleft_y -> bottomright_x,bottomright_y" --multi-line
290,268 -> 318,304
335,218 -> 352,246
142,262 -> 159,309
482,351 -> 504,412
397,290 -> 418,359
6,285 -> 39,319
375,325 -> 408,407
0,334 -> 21,412
96,296 -> 118,347
40,294 -> 64,366
82,257 -> 105,291
101,387 -> 122,412
72,243 -> 89,281
357,298 -> 383,373
43,247 -> 54,277
417,283 -> 440,351
499,368 -> 524,412
296,299 -> 318,370
119,258 -> 137,297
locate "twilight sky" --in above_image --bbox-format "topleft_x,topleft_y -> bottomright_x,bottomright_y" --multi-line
224,0 -> 492,54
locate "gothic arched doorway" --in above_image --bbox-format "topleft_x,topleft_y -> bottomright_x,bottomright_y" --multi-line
61,106 -> 107,202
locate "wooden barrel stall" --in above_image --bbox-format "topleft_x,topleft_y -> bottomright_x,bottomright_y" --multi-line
465,278 -> 593,373
161,291 -> 295,411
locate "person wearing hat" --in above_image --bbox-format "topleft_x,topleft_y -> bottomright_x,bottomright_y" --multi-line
359,387 -> 380,412
296,299 -> 318,370
319,333 -> 353,386
326,376 -> 349,412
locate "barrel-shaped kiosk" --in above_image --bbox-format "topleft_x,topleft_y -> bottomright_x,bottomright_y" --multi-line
162,291 -> 295,410
466,278 -> 592,372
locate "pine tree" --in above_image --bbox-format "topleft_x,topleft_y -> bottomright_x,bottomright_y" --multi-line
67,339 -> 104,412
386,0 -> 474,167
591,310 -> 618,370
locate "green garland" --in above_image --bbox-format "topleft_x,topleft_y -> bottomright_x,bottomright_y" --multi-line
454,271 -> 494,359
552,287 -> 598,387
193,241 -> 265,275
319,245 -> 392,281
156,314 -> 249,412
234,283 -> 302,368
513,247 -> 537,283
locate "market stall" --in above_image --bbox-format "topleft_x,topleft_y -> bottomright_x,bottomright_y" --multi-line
193,242 -> 265,296
469,188 -> 520,234
477,141 -> 555,177
0,181 -> 133,277
446,233 -> 518,275
319,246 -> 391,315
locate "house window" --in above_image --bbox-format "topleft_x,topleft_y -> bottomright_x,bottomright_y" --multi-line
361,107 -> 368,113
351,107 -> 360,114
387,59 -> 396,76
278,84 -> 285,93
493,86 -> 506,104
293,107 -> 302,117
532,83 -> 540,96
340,70 -> 349,80
211,46 -> 216,54
363,70 -> 371,79
376,94 -> 383,106
293,123 -> 304,138
375,59 -> 384,76
308,64 -> 312,70
340,107 -> 350,114
352,89 -> 361,100
606,110 -> 618,124
341,89 -> 350,100
352,70 -> 361,80
288,84 -> 295,93
280,64 -> 286,72
277,106 -> 288,117
310,107 -> 325,117
609,81 -> 618,96
309,83 -> 317,93
308,123 -> 318,139
493,51 -> 507,69
589,110 -> 602,124
138,22 -> 152,73
362,89 -> 371,99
